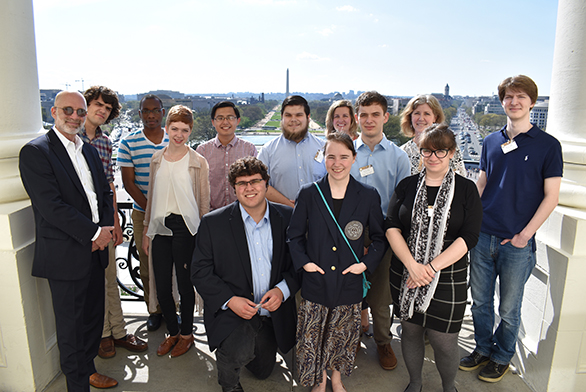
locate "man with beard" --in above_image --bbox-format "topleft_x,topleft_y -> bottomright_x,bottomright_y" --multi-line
19,91 -> 115,391
80,86 -> 148,373
258,95 -> 326,207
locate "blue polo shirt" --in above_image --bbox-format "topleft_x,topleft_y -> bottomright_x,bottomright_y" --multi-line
479,125 -> 563,239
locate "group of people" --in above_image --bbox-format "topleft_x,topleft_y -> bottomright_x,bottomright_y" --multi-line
18,74 -> 562,392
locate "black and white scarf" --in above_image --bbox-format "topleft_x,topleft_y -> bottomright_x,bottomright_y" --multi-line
399,168 -> 455,320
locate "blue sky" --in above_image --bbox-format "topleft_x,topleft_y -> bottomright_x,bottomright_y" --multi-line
33,0 -> 559,97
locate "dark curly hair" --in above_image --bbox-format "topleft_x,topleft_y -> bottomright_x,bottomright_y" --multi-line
228,157 -> 270,188
83,86 -> 121,124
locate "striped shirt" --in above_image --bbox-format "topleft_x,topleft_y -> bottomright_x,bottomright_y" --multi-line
196,136 -> 257,210
78,126 -> 114,183
117,129 -> 169,211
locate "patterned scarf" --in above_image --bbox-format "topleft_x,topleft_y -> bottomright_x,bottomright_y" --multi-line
399,168 -> 455,320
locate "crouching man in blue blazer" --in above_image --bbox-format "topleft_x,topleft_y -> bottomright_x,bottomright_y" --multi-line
19,91 -> 115,391
192,157 -> 299,392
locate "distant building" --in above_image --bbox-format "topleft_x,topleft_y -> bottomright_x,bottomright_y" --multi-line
445,83 -> 450,97
390,98 -> 412,116
530,99 -> 549,130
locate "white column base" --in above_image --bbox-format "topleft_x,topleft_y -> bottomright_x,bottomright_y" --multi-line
513,205 -> 586,392
0,201 -> 60,391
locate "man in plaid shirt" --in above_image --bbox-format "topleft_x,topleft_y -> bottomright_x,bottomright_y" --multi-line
196,101 -> 257,211
79,86 -> 148,388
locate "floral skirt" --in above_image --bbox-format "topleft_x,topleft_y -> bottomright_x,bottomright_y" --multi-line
296,299 -> 361,387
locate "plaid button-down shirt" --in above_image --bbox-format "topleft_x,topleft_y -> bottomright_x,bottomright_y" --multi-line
79,126 -> 114,183
196,135 -> 257,210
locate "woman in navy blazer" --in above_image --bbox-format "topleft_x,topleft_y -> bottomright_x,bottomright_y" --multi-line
288,132 -> 387,392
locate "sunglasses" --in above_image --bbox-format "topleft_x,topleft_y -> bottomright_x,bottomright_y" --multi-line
55,106 -> 88,117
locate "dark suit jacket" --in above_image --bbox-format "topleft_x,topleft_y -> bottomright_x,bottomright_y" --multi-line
287,175 -> 387,308
19,128 -> 113,280
191,201 -> 298,353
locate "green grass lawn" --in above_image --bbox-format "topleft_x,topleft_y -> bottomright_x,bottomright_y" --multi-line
265,120 -> 281,127
271,113 -> 281,120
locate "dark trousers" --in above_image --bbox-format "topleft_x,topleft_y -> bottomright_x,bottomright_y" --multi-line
152,214 -> 196,336
48,252 -> 105,392
216,316 -> 278,391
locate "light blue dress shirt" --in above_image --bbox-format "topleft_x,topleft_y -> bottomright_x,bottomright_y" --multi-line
258,133 -> 326,200
350,135 -> 411,218
239,201 -> 290,316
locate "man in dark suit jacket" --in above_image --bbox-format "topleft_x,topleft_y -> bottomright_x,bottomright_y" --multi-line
192,157 -> 298,392
19,91 -> 115,391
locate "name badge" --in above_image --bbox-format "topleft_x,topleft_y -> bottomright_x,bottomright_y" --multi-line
359,165 -> 375,177
501,140 -> 518,154
427,205 -> 434,218
314,149 -> 324,163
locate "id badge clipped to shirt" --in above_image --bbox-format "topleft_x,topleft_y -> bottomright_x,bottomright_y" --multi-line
314,149 -> 324,163
501,139 -> 518,154
359,164 -> 374,177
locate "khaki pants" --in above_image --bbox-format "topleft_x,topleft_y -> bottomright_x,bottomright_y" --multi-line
132,209 -> 160,314
102,241 -> 127,339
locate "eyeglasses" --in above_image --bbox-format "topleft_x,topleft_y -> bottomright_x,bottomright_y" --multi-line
55,107 -> 87,117
234,178 -> 264,188
420,148 -> 449,158
214,116 -> 238,122
140,108 -> 163,115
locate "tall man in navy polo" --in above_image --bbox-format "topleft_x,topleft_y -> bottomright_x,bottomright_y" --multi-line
258,95 -> 326,207
350,91 -> 410,371
460,75 -> 563,383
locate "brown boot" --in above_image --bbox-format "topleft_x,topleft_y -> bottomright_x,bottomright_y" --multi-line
377,343 -> 398,370
157,334 -> 179,356
170,334 -> 194,357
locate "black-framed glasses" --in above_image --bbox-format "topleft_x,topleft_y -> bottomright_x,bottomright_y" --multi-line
214,115 -> 238,122
420,148 -> 449,158
55,106 -> 87,117
234,178 -> 264,188
140,108 -> 163,115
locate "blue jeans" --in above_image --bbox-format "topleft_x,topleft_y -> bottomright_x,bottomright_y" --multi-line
469,231 -> 536,365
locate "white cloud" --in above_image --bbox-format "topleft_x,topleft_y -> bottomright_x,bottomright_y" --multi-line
318,27 -> 334,36
297,52 -> 330,62
336,5 -> 358,12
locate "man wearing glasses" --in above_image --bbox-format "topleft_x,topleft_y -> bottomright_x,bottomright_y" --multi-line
196,101 -> 257,211
19,91 -> 115,391
117,94 -> 168,331
192,157 -> 298,392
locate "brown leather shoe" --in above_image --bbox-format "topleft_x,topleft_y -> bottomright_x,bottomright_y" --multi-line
377,343 -> 398,370
113,334 -> 148,352
157,334 -> 179,356
98,336 -> 116,359
89,372 -> 118,389
171,334 -> 194,357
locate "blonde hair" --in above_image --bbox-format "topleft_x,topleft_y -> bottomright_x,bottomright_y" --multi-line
400,95 -> 445,138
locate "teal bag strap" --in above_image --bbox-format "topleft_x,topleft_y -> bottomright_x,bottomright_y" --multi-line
314,182 -> 371,297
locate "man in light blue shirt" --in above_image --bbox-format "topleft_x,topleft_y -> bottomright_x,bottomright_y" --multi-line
350,91 -> 410,371
192,157 -> 298,392
258,95 -> 326,207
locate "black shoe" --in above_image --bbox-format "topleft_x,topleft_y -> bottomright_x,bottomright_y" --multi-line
222,383 -> 244,392
147,313 -> 162,331
478,360 -> 509,382
459,351 -> 490,371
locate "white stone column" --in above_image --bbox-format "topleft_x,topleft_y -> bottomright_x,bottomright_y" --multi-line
0,1 -> 61,391
513,1 -> 586,391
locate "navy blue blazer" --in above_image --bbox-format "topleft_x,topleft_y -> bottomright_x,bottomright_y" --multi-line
287,175 -> 387,308
19,129 -> 113,280
191,201 -> 299,353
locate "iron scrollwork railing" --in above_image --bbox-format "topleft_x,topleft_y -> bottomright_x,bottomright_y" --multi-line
116,201 -> 144,301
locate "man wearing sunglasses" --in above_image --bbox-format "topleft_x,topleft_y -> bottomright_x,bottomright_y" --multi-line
79,86 -> 148,386
117,94 -> 168,331
19,91 -> 115,391
192,157 -> 298,392
196,101 -> 257,211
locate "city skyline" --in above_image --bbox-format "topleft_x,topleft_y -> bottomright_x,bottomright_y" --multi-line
33,0 -> 558,97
